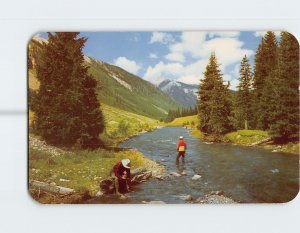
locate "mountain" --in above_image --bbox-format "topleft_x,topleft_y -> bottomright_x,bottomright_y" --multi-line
85,57 -> 182,119
158,79 -> 198,107
28,38 -> 181,120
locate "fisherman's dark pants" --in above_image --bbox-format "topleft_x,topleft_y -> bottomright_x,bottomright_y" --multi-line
176,151 -> 185,163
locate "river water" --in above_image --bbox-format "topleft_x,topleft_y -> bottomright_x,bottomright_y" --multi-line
91,127 -> 299,204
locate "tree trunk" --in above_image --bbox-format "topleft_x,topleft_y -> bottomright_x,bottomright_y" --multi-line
29,180 -> 75,195
244,119 -> 248,130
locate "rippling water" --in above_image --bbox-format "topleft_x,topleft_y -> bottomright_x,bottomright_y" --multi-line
91,127 -> 299,204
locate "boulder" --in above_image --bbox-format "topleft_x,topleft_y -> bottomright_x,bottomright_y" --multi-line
131,168 -> 147,177
170,172 -> 181,177
99,177 -> 115,194
191,174 -> 201,180
99,169 -> 153,194
195,194 -> 236,204
181,195 -> 193,201
209,190 -> 224,196
130,171 -> 152,185
181,171 -> 187,176
142,200 -> 166,204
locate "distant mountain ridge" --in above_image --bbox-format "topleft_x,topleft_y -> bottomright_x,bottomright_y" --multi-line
85,57 -> 182,119
28,37 -> 182,120
158,79 -> 198,107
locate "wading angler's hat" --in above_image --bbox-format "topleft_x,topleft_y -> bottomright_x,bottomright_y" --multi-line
179,136 -> 183,139
121,159 -> 131,168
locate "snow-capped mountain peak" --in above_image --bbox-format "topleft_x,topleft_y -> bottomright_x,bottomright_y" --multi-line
158,79 -> 198,107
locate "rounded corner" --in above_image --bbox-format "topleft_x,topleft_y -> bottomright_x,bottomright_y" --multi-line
27,188 -> 45,205
27,31 -> 43,46
282,188 -> 300,204
281,31 -> 300,47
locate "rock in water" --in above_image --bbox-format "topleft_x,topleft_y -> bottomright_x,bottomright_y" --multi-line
181,171 -> 187,176
170,172 -> 182,177
130,171 -> 152,184
181,195 -> 193,201
271,168 -> 279,173
191,174 -> 201,180
209,190 -> 224,196
142,200 -> 166,204
131,168 -> 147,177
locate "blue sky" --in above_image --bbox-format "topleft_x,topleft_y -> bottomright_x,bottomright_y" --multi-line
38,31 -> 277,90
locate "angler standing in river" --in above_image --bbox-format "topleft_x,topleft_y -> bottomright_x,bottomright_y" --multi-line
176,136 -> 187,164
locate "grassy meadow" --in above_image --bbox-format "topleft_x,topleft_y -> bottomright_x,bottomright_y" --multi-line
101,104 -> 160,145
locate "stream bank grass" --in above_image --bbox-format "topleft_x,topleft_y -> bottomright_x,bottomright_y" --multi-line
29,147 -> 161,196
225,130 -> 299,155
225,130 -> 269,145
165,115 -> 199,127
165,115 -> 204,139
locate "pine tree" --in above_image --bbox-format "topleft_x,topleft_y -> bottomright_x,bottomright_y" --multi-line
235,55 -> 253,130
31,32 -> 104,148
198,53 -> 232,135
268,32 -> 299,141
253,31 -> 278,129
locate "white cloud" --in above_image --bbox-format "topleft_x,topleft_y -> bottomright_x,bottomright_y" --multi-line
169,32 -> 206,58
149,32 -> 175,44
143,59 -> 207,85
143,61 -> 183,83
114,57 -> 141,75
144,31 -> 255,90
208,32 -> 240,38
177,75 -> 201,85
201,37 -> 254,67
149,53 -> 158,59
165,52 -> 185,62
229,79 -> 240,90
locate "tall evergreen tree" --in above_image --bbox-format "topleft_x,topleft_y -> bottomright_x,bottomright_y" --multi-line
268,32 -> 299,141
253,31 -> 278,129
31,32 -> 104,148
197,53 -> 232,135
235,55 -> 253,130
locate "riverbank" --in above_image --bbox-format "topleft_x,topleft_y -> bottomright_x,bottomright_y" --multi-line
29,103 -> 166,203
165,115 -> 299,155
29,135 -> 164,204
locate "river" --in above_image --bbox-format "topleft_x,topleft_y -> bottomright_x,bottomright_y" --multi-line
91,127 -> 299,204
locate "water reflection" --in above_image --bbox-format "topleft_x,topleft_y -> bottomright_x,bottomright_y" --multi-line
176,160 -> 186,174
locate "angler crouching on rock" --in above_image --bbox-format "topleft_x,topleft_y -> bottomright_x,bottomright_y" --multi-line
111,159 -> 131,197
